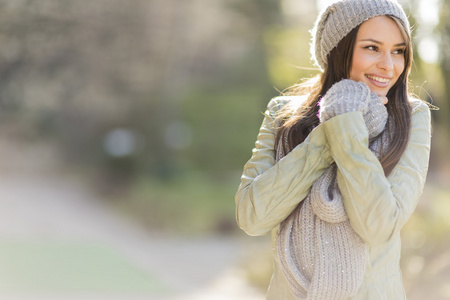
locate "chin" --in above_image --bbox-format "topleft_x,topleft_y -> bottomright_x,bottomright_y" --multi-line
368,85 -> 390,97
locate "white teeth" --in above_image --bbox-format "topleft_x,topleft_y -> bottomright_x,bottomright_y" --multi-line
366,75 -> 390,83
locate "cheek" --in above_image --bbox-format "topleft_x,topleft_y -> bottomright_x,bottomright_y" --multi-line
350,53 -> 362,78
394,59 -> 405,77
350,57 -> 368,80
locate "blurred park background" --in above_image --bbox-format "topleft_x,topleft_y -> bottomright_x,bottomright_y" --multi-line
0,0 -> 449,299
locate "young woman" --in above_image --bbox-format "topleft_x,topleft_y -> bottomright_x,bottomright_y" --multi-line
235,0 -> 431,299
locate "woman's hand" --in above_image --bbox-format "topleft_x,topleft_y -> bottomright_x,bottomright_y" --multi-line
318,79 -> 388,139
318,79 -> 371,123
366,93 -> 388,138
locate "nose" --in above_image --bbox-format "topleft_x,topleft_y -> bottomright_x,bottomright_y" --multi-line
377,52 -> 394,71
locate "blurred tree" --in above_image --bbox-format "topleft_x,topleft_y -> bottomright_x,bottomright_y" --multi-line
0,0 -> 285,180
436,0 -> 450,128
0,1 -> 155,167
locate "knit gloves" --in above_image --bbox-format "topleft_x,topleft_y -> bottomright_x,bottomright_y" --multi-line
318,79 -> 388,139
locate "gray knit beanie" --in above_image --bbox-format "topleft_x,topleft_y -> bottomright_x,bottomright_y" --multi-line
311,0 -> 410,70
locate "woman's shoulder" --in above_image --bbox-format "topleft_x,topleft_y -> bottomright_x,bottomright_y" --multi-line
409,97 -> 430,114
408,97 -> 432,130
267,95 -> 308,116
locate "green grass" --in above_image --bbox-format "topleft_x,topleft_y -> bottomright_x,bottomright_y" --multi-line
0,240 -> 167,293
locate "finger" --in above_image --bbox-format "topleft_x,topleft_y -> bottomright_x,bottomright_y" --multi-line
379,96 -> 388,105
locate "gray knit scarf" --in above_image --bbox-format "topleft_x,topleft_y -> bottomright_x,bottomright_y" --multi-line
276,80 -> 389,300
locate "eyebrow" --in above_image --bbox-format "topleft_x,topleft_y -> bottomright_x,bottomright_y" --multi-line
359,38 -> 406,47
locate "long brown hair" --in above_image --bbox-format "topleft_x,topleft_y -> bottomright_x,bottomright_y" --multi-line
275,17 -> 412,176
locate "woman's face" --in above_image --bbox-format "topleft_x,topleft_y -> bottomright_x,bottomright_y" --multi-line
349,16 -> 406,97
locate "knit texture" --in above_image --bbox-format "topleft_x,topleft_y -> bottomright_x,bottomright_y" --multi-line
319,80 -> 388,139
310,0 -> 410,70
276,80 -> 389,300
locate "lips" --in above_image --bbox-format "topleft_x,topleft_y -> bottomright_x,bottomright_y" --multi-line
365,74 -> 391,88
365,74 -> 390,83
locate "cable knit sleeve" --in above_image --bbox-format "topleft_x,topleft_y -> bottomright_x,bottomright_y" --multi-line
235,97 -> 334,236
322,100 -> 431,245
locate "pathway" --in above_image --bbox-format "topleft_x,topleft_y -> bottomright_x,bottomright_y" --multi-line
0,140 -> 266,300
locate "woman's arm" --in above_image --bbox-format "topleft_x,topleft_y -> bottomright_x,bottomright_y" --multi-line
235,97 -> 333,236
323,101 -> 431,245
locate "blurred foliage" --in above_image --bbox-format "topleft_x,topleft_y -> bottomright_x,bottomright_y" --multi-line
0,0 -> 283,180
111,172 -> 240,235
436,0 -> 450,127
404,183 -> 450,241
263,26 -> 319,88
181,87 -> 269,171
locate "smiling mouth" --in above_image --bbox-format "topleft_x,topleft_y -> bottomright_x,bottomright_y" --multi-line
365,74 -> 390,84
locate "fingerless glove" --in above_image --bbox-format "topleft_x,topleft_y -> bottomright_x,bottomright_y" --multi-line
318,79 -> 387,139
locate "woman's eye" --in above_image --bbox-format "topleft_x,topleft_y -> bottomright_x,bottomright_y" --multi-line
393,49 -> 405,55
365,45 -> 378,51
